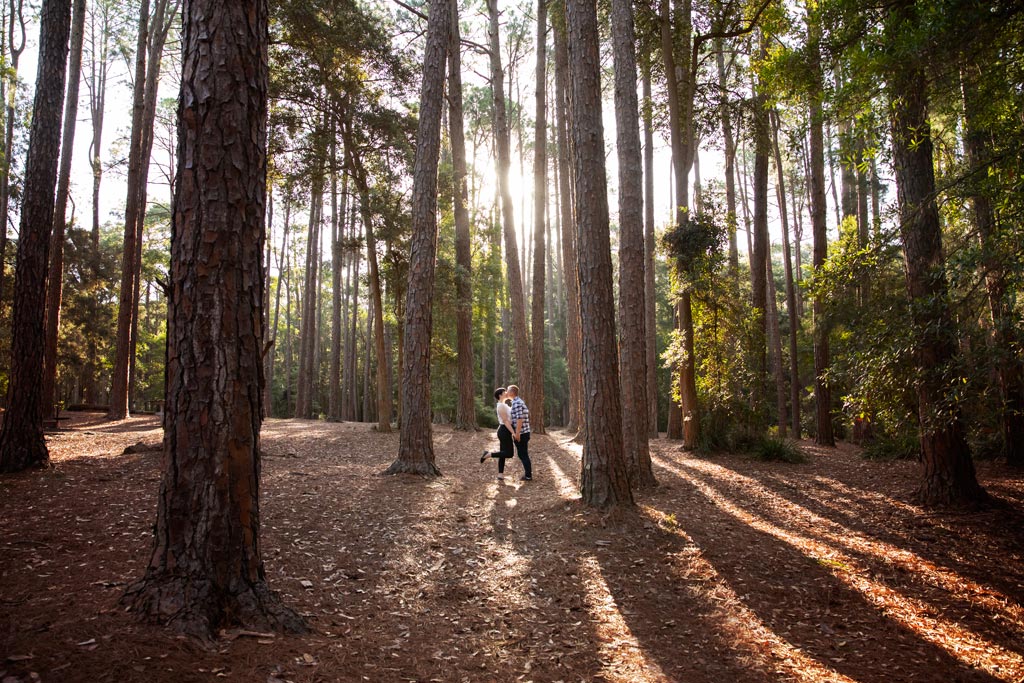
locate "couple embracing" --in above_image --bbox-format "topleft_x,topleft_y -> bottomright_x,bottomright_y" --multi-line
480,385 -> 532,481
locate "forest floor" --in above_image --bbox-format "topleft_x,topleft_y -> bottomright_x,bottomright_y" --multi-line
1,412 -> 1024,683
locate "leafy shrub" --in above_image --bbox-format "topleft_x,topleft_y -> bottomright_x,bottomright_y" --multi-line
861,432 -> 919,460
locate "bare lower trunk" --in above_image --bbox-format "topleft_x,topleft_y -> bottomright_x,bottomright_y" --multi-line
389,0 -> 448,475
0,0 -> 72,471
529,0 -> 547,435
566,0 -> 633,508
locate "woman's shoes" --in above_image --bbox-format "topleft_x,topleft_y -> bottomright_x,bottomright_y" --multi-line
480,451 -> 488,464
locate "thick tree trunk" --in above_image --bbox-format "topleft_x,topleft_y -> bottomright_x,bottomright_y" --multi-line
42,0 -> 87,420
529,0 -> 547,435
0,0 -> 71,471
771,109 -> 801,437
566,0 -> 633,508
641,63 -> 659,439
388,0 -> 448,475
553,20 -> 582,435
487,0 -> 531,399
887,5 -> 985,505
107,0 -> 150,420
610,0 -> 652,487
961,61 -> 1024,467
807,10 -> 834,447
123,0 -> 306,634
448,0 -> 476,431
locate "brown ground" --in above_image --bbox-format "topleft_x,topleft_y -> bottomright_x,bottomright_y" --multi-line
2,411 -> 1023,683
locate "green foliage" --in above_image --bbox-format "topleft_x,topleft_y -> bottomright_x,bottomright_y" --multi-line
861,432 -> 918,461
750,436 -> 807,464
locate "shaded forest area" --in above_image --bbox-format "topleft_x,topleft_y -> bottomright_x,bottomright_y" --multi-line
0,0 -> 1023,676
1,414 -> 1023,681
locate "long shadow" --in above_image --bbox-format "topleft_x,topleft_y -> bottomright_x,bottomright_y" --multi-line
612,451 -> 1012,682
671,458 -> 1024,666
708,456 -> 1024,610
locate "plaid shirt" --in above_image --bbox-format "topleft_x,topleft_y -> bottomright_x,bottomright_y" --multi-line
510,397 -> 531,435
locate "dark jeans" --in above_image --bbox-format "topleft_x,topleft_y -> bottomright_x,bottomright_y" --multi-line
515,432 -> 532,478
488,425 -> 514,473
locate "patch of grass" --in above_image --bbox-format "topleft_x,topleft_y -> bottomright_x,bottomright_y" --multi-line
750,436 -> 807,464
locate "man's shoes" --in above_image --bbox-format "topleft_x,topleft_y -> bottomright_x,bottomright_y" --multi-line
520,476 -> 532,481
480,451 -> 488,464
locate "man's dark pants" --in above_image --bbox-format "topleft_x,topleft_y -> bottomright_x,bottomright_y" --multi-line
515,432 -> 532,478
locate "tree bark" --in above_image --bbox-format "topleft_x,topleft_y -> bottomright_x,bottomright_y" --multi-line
42,0 -> 87,420
751,41 -> 770,428
0,0 -> 26,307
529,0 -> 547,435
610,0 -> 653,487
807,9 -> 834,446
0,0 -> 71,471
388,0 -> 448,475
267,197 -> 291,418
328,134 -> 344,422
566,0 -> 633,508
767,254 -> 787,437
717,40 -> 739,279
641,63 -> 659,439
123,0 -> 307,634
887,3 -> 985,505
487,0 -> 531,399
448,0 -> 476,431
553,18 -> 582,435
294,172 -> 322,419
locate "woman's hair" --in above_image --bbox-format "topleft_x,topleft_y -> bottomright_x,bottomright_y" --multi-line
494,387 -> 506,401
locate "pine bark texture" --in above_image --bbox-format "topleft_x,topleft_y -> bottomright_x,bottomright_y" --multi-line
566,0 -> 633,508
42,0 -> 87,420
449,0 -> 476,431
641,65 -> 658,439
122,0 -> 305,636
389,0 -> 449,476
0,0 -> 72,471
610,0 -> 653,487
887,3 -> 986,506
529,0 -> 547,435
751,41 -> 770,429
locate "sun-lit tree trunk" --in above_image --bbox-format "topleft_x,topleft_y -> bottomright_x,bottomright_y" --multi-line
448,0 -> 476,431
807,6 -> 833,446
328,135 -> 345,422
553,17 -> 582,435
961,61 -> 1024,467
123,0 -> 306,633
390,0 -> 447,475
641,63 -> 658,439
487,0 -> 531,398
610,0 -> 652,487
887,2 -> 985,505
529,0 -> 547,434
0,0 -> 71,471
42,0 -> 87,421
566,0 -> 633,508
771,108 -> 800,437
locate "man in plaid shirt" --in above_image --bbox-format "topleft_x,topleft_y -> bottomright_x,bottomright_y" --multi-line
507,384 -> 532,481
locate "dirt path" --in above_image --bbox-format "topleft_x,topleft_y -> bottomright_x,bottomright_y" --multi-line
1,413 -> 1023,682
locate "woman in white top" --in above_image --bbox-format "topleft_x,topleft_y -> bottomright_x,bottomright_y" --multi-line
480,387 -> 515,479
